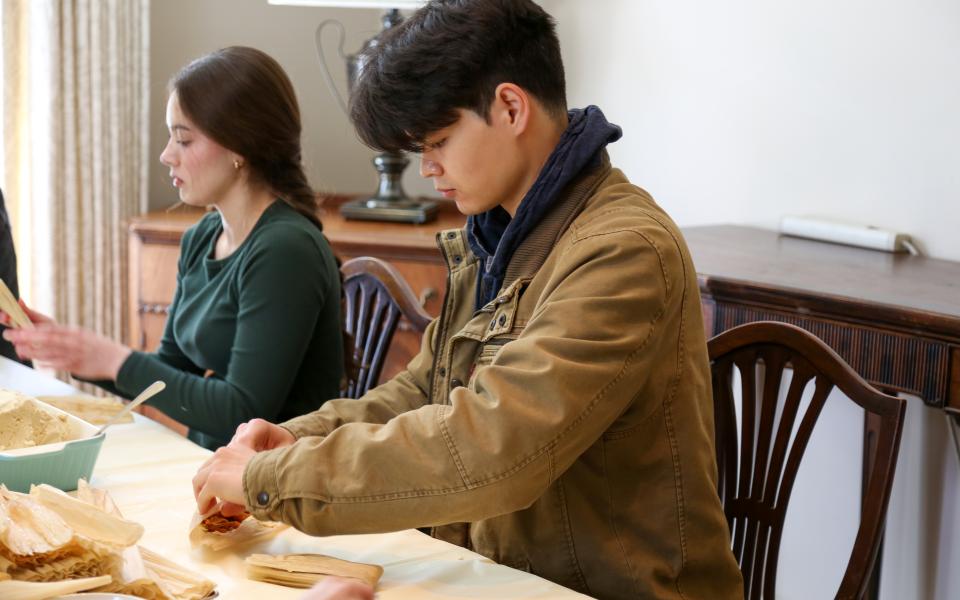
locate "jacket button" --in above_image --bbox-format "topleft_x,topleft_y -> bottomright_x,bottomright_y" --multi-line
446,232 -> 456,240
257,491 -> 270,506
450,379 -> 464,389
453,255 -> 462,263
498,314 -> 507,326
438,366 -> 447,377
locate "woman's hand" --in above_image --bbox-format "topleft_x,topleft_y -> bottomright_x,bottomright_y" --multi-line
2,323 -> 131,380
0,298 -> 55,328
230,418 -> 296,451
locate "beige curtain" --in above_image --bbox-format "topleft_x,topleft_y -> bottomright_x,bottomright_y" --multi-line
2,0 -> 149,350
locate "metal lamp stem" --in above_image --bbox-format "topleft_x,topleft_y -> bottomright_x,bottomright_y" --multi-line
317,7 -> 437,223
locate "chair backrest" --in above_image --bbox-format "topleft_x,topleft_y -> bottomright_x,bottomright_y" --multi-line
708,321 -> 906,600
340,256 -> 433,399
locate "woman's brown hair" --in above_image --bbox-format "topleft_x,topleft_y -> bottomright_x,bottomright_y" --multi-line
169,46 -> 321,229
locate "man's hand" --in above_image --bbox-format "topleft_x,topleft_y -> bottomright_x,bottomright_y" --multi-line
300,577 -> 374,600
231,418 -> 296,451
193,444 -> 257,517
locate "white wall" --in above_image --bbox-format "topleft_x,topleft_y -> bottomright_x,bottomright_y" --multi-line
151,1 -> 960,262
149,0 -> 433,212
546,0 -> 960,261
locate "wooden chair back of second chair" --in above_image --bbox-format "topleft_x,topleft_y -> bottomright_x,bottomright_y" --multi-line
708,321 -> 906,600
340,257 -> 433,399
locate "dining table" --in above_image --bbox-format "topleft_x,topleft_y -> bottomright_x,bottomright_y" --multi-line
0,356 -> 590,599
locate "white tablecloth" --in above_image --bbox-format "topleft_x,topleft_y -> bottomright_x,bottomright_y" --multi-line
0,357 -> 589,599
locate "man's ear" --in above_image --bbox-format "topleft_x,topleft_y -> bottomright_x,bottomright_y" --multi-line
492,83 -> 530,137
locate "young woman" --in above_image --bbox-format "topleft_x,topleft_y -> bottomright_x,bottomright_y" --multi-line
2,47 -> 344,450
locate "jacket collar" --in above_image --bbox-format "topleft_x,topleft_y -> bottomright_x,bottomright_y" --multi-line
466,106 -> 622,308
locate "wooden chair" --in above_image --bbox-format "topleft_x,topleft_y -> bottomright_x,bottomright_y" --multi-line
708,321 -> 906,600
340,256 -> 433,399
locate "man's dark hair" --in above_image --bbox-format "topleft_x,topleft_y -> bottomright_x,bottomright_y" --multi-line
349,0 -> 567,153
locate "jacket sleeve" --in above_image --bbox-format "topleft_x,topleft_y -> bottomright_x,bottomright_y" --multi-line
114,225 -> 335,442
280,316 -> 439,439
244,224 -> 685,535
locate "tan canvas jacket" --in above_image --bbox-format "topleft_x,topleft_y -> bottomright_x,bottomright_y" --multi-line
245,155 -> 743,599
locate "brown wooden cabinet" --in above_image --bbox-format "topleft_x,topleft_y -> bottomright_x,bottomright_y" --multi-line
127,196 -> 465,385
685,225 -> 960,413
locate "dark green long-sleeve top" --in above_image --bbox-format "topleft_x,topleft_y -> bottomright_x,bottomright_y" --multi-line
106,201 -> 343,449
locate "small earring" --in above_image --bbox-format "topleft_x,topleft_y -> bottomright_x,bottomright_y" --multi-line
233,159 -> 242,170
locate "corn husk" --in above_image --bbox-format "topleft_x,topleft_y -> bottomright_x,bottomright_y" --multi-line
30,484 -> 143,548
0,487 -> 74,557
245,553 -> 383,589
137,546 -> 216,600
189,509 -> 286,551
0,278 -> 33,330
37,394 -> 133,426
0,574 -> 111,599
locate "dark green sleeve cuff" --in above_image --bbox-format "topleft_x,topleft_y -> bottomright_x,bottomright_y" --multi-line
114,350 -> 149,397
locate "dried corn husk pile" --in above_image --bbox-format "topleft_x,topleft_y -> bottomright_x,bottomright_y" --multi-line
0,481 -> 215,600
246,553 -> 383,589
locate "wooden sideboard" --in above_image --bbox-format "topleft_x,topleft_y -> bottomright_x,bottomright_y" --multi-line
685,225 -> 960,414
127,196 -> 466,385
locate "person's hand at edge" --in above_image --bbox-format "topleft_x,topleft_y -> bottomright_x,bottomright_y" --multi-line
300,577 -> 375,600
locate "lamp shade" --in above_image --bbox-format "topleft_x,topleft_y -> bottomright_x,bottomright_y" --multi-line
268,0 -> 426,8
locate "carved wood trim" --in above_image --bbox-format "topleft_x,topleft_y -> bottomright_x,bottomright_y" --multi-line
712,302 -> 950,407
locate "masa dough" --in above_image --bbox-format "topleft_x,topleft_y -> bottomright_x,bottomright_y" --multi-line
0,390 -> 73,451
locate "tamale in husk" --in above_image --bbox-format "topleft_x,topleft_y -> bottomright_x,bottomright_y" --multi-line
245,553 -> 383,588
189,508 -> 286,551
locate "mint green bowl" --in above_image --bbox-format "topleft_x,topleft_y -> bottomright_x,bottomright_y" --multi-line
0,402 -> 105,493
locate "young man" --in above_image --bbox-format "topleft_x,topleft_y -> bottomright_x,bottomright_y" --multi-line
193,1 -> 743,597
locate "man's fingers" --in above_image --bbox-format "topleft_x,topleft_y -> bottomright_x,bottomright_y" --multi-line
220,501 -> 247,518
192,458 -> 215,501
196,483 -> 219,517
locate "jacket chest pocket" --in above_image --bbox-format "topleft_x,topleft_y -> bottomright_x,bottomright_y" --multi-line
441,278 -> 530,395
467,333 -> 519,389
478,278 -> 528,343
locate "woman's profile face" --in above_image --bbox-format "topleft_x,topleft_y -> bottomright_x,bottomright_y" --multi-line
159,92 -> 239,207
